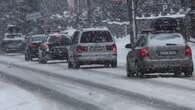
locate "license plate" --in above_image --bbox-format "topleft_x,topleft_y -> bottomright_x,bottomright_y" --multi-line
91,46 -> 105,52
159,51 -> 177,56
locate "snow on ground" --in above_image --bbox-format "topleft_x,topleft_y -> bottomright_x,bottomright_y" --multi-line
115,36 -> 130,64
0,79 -> 42,110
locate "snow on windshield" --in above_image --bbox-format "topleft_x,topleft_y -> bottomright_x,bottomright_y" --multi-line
148,33 -> 185,46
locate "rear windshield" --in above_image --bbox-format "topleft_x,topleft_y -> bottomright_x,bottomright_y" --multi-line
148,33 -> 185,46
6,34 -> 21,38
32,36 -> 46,42
80,31 -> 113,43
48,35 -> 71,46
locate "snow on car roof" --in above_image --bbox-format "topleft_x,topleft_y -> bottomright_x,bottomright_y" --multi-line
136,14 -> 185,20
82,27 -> 109,32
61,28 -> 76,37
32,34 -> 46,37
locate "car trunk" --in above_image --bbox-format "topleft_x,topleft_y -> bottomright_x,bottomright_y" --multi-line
78,42 -> 116,55
49,41 -> 68,55
149,45 -> 186,60
148,33 -> 186,60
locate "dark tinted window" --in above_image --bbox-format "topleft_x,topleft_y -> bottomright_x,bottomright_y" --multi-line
48,35 -> 71,46
80,31 -> 113,43
31,35 -> 46,42
7,34 -> 21,38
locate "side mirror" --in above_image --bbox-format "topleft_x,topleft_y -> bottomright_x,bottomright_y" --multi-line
125,44 -> 132,49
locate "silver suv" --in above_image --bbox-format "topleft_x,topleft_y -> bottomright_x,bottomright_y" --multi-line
126,33 -> 193,78
68,28 -> 117,69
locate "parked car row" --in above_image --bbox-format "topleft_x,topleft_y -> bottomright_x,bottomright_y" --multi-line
24,28 -> 118,69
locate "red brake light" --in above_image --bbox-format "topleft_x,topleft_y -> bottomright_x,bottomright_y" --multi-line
185,46 -> 192,57
29,43 -> 36,48
140,48 -> 149,58
43,43 -> 49,49
76,46 -> 88,53
112,44 -> 117,54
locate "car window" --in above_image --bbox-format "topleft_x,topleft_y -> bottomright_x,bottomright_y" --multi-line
48,35 -> 71,46
148,33 -> 185,46
80,31 -> 113,43
31,36 -> 44,42
6,34 -> 21,38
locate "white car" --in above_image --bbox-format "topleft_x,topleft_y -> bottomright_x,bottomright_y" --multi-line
1,33 -> 25,52
68,28 -> 117,69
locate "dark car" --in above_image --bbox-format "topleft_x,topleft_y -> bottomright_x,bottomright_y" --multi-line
126,33 -> 193,78
25,34 -> 47,61
38,33 -> 71,64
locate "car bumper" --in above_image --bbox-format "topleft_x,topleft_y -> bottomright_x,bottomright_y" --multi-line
139,58 -> 193,73
77,54 -> 117,64
45,52 -> 68,60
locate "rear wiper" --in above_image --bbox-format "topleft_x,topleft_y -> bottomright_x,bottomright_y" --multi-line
166,43 -> 177,46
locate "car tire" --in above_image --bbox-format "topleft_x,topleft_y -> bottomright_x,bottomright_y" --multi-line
39,58 -> 47,64
184,72 -> 193,77
174,72 -> 181,77
104,63 -> 110,68
68,61 -> 73,68
135,63 -> 144,78
111,61 -> 117,68
127,70 -> 134,78
29,54 -> 33,61
38,52 -> 47,64
25,53 -> 29,61
73,61 -> 80,69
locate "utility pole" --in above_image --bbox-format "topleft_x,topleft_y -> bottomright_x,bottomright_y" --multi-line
75,0 -> 80,27
87,0 -> 92,27
127,0 -> 136,47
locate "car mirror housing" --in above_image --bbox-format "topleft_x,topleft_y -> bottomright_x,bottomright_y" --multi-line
125,44 -> 132,49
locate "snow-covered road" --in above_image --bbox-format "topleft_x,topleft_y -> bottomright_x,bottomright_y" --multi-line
0,53 -> 194,110
0,36 -> 195,110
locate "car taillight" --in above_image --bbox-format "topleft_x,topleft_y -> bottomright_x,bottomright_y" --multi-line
43,43 -> 49,49
112,44 -> 117,54
140,48 -> 149,58
29,43 -> 36,48
185,46 -> 192,57
76,46 -> 88,53
107,44 -> 117,54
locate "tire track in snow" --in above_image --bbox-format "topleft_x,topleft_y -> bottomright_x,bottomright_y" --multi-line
0,60 -> 192,110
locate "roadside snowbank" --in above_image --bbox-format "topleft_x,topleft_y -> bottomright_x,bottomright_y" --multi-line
115,36 -> 130,64
0,80 -> 42,110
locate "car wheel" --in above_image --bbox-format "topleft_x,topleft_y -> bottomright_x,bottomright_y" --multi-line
111,61 -> 117,68
29,54 -> 33,61
68,61 -> 73,68
39,53 -> 47,64
174,72 -> 181,77
127,70 -> 134,78
25,53 -> 29,61
135,63 -> 144,78
39,58 -> 47,64
104,63 -> 110,68
184,72 -> 193,77
73,61 -> 80,69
